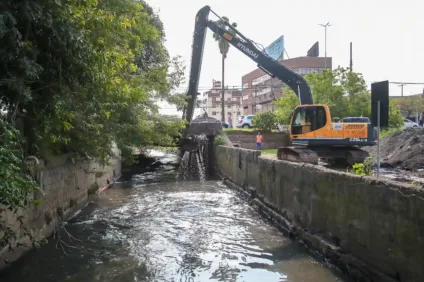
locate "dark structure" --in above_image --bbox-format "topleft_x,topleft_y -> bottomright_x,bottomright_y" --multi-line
307,41 -> 319,57
371,80 -> 389,127
180,116 -> 222,179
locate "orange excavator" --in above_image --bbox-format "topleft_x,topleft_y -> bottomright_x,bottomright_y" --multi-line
183,6 -> 377,165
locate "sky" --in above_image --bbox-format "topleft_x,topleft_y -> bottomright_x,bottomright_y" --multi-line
148,0 -> 424,116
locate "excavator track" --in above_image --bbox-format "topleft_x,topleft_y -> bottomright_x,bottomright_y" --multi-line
277,147 -> 319,165
277,146 -> 370,166
344,148 -> 370,166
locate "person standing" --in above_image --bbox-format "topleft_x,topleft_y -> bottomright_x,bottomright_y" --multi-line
420,112 -> 424,127
228,114 -> 233,128
256,132 -> 263,150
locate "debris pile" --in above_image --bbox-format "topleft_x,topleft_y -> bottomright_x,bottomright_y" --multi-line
364,128 -> 424,171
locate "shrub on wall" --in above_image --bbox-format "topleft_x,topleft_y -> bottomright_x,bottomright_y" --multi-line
214,135 -> 227,146
252,112 -> 278,132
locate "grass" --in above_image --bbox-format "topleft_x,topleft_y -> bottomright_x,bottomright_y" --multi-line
380,127 -> 402,138
261,148 -> 277,155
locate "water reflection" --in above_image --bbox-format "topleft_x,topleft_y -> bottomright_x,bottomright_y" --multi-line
0,152 -> 348,282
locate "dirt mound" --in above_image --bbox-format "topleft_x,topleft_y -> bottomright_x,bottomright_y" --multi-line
364,128 -> 424,171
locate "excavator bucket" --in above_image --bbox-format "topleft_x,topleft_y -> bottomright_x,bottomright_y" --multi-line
277,147 -> 319,165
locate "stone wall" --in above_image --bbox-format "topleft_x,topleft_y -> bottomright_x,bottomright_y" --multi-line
215,145 -> 424,282
225,131 -> 291,150
0,145 -> 121,270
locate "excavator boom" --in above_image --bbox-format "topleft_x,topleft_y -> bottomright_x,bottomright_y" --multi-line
184,6 -> 313,127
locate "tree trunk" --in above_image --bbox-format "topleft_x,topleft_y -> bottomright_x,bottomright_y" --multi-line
221,54 -> 225,122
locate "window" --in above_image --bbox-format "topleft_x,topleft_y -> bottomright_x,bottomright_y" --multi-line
291,106 -> 327,135
243,83 -> 249,89
243,95 -> 249,100
252,74 -> 271,86
212,111 -> 217,116
257,87 -> 271,96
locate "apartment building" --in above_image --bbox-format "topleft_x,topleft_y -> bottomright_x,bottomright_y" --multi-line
241,56 -> 332,114
200,80 -> 242,122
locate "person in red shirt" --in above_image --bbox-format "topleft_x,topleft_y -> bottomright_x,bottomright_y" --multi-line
256,132 -> 263,150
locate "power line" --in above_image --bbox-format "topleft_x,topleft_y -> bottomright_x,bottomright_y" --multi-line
171,81 -> 424,91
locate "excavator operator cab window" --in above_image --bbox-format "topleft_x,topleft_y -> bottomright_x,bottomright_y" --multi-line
291,106 -> 327,135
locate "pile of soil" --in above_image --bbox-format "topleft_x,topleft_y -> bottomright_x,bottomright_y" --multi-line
364,128 -> 424,171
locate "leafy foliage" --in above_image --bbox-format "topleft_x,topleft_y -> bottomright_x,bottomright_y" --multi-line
252,111 -> 278,132
350,157 -> 374,176
0,119 -> 38,250
274,67 -> 403,128
212,17 -> 237,59
0,0 -> 185,249
394,95 -> 424,118
214,135 -> 227,146
1,0 -> 185,161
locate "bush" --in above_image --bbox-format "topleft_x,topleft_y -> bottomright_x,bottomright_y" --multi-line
214,135 -> 226,146
252,111 -> 278,132
350,157 -> 374,176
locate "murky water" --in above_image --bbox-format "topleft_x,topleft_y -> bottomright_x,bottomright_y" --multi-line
0,151 -> 348,282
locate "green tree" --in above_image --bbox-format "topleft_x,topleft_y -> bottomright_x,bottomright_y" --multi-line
394,95 -> 424,118
252,111 -> 278,132
0,0 -> 185,248
212,17 -> 237,122
274,67 -> 403,128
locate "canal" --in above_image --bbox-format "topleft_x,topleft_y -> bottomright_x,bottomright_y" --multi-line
0,150 -> 348,282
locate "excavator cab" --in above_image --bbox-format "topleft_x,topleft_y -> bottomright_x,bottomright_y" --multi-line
291,105 -> 328,136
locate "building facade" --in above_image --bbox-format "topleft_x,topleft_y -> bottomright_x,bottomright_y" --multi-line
200,80 -> 242,123
241,56 -> 332,114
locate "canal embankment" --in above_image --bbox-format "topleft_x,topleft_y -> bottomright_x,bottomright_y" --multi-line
0,145 -> 121,271
215,145 -> 424,282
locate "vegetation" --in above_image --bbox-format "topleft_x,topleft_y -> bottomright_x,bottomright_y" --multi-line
274,67 -> 404,129
0,0 -> 185,250
380,127 -> 402,138
252,111 -> 278,132
212,17 -> 237,122
394,95 -> 424,118
261,148 -> 277,155
214,135 -> 227,146
350,157 -> 374,176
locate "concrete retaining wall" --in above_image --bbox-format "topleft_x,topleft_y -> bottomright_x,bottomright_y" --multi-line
225,131 -> 291,150
215,145 -> 424,282
0,145 -> 121,270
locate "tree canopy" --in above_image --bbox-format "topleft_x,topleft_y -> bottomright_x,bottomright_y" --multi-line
0,0 -> 186,248
274,67 -> 403,128
1,0 -> 186,160
394,95 -> 424,118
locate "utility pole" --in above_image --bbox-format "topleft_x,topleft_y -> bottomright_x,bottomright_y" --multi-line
399,83 -> 405,97
319,22 -> 331,69
254,87 -> 257,114
349,42 -> 353,72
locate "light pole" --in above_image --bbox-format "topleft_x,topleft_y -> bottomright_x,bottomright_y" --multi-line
319,22 -> 331,69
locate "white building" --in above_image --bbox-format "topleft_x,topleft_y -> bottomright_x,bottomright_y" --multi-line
200,80 -> 242,124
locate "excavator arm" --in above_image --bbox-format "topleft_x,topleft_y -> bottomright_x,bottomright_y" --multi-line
184,5 -> 313,127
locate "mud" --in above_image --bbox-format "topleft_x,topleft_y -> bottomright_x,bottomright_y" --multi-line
364,127 -> 424,171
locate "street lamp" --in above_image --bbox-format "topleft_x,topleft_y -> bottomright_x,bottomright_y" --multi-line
319,22 -> 331,69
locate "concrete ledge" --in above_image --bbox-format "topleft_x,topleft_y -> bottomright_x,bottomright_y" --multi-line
221,176 -> 396,282
215,145 -> 424,282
